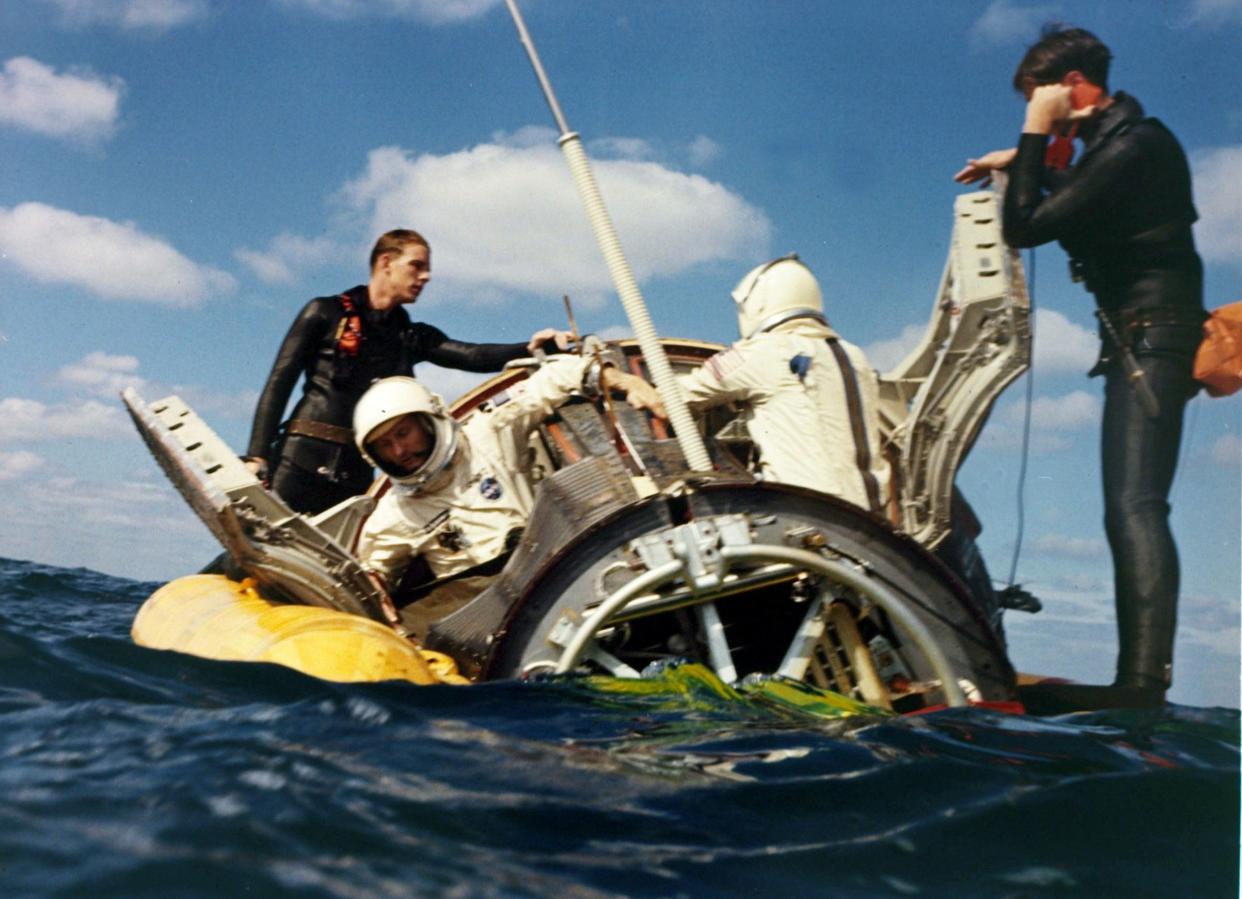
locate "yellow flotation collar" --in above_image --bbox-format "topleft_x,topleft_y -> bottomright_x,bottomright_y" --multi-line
132,574 -> 467,685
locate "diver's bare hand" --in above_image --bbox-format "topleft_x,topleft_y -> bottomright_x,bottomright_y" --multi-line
954,148 -> 1017,185
244,457 -> 270,485
527,328 -> 574,354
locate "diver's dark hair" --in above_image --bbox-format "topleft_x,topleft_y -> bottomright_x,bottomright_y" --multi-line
369,229 -> 429,271
1012,25 -> 1112,94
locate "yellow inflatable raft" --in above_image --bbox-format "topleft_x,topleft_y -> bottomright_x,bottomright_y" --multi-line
133,575 -> 466,685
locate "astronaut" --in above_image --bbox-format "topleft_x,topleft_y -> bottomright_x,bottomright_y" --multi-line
352,356 -> 663,638
677,254 -> 891,515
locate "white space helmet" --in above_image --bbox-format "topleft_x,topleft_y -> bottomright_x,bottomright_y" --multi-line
732,253 -> 826,339
353,377 -> 460,493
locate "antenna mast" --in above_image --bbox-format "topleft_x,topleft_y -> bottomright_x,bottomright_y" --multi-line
503,0 -> 712,472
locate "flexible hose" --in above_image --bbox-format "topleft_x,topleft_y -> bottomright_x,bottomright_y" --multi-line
558,135 -> 712,470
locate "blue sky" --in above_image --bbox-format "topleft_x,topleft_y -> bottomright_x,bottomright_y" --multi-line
0,0 -> 1238,706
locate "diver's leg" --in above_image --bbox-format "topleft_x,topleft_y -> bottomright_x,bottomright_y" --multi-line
1101,350 -> 1194,691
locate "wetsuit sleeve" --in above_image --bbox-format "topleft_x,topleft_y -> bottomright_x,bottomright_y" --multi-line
1003,131 -> 1142,248
410,323 -> 531,373
246,299 -> 330,458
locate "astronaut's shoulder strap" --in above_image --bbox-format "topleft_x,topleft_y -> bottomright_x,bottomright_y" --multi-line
825,338 -> 883,514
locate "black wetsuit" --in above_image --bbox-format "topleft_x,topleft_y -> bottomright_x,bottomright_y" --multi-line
246,285 -> 532,515
1004,92 -> 1204,693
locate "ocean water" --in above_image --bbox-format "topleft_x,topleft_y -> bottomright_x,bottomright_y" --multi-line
0,555 -> 1237,898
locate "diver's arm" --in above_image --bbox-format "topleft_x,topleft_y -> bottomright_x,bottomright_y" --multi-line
412,322 -> 532,373
1003,86 -> 1122,248
245,298 -> 331,460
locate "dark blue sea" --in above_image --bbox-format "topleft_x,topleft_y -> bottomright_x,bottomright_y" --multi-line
0,556 -> 1237,898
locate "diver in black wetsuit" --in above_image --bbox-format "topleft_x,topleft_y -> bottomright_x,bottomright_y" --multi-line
956,27 -> 1205,710
244,229 -> 571,515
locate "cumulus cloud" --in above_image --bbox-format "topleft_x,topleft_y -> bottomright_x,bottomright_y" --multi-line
865,323 -> 925,373
1025,389 -> 1100,428
1032,308 -> 1097,373
0,397 -> 130,441
171,384 -> 258,420
589,136 -> 658,161
1209,433 -> 1241,466
0,451 -> 45,481
0,57 -> 123,142
29,475 -> 202,534
414,366 -> 496,404
978,388 -> 1100,451
866,308 -> 1094,376
49,350 -> 255,420
1192,146 -> 1242,265
1186,0 -> 1242,26
1032,532 -> 1107,559
338,138 -> 770,300
687,136 -> 723,169
968,0 -> 1061,48
595,323 -> 635,342
235,232 -> 341,285
42,0 -> 209,31
276,0 -> 500,24
55,351 -> 147,398
0,202 -> 236,304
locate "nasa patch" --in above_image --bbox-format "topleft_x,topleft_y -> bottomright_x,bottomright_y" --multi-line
479,476 -> 503,500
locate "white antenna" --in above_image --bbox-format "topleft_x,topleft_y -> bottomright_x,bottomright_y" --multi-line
503,0 -> 713,472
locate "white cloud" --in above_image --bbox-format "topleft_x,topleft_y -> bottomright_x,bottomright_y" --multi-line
339,139 -> 770,299
1187,0 -> 1242,26
865,323 -> 925,373
0,57 -> 123,142
1025,389 -> 1099,429
0,397 -> 130,442
55,351 -> 147,398
1032,308 -> 1097,373
968,0 -> 1061,48
37,475 -> 178,527
589,136 -> 658,161
0,451 -> 44,481
595,323 -> 635,342
866,308 -> 1095,376
687,135 -> 723,168
276,0 -> 501,24
171,384 -> 258,420
235,232 -> 341,285
1032,532 -> 1107,559
0,202 -> 236,304
50,351 -> 255,420
1209,433 -> 1242,467
978,388 -> 1100,451
1192,146 -> 1242,265
43,0 -> 209,31
414,366 -> 496,404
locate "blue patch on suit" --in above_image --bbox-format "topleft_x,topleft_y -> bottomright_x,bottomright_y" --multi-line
479,476 -> 503,500
789,353 -> 812,381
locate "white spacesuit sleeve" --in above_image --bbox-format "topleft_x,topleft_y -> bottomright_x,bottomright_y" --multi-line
355,497 -> 418,587
485,355 -> 594,437
676,344 -> 761,409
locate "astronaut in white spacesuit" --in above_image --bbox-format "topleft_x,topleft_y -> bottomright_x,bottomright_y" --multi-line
352,356 -> 663,636
677,254 -> 891,515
